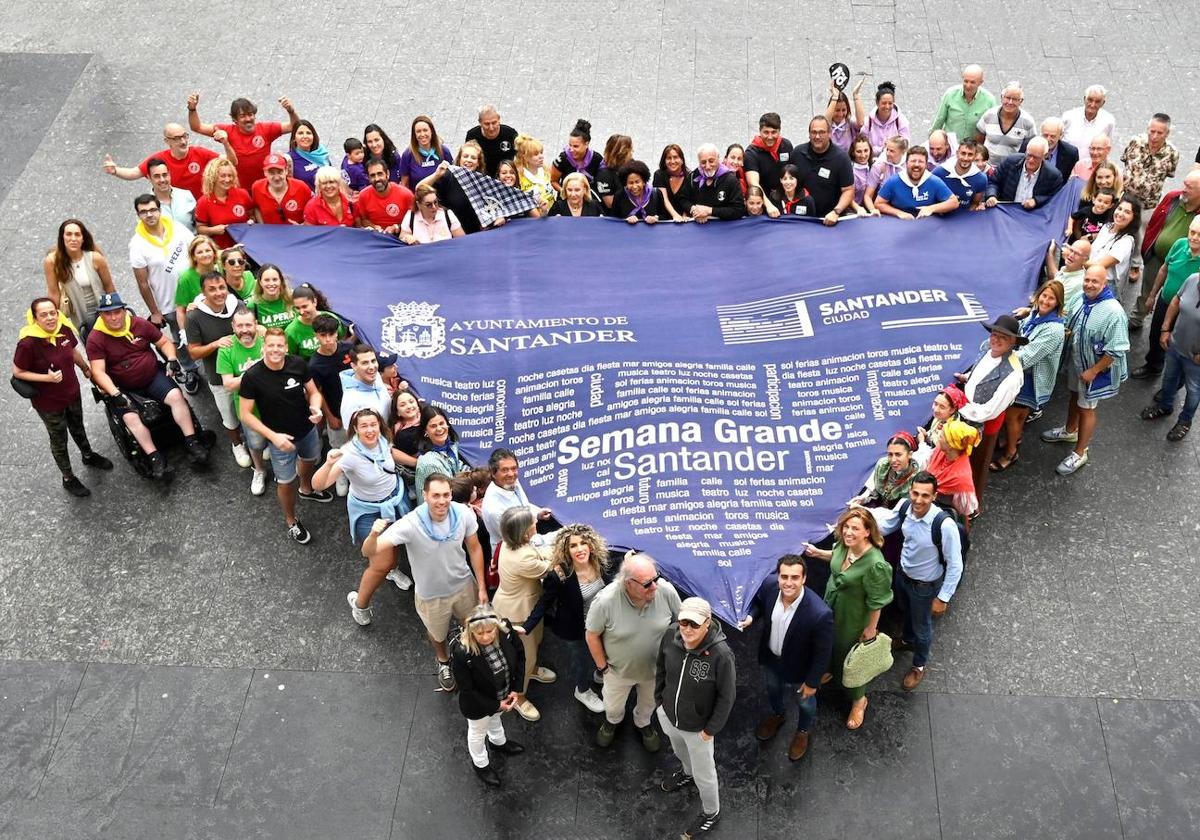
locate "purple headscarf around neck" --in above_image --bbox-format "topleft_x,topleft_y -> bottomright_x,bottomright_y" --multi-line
624,185 -> 652,217
693,163 -> 732,188
563,146 -> 594,176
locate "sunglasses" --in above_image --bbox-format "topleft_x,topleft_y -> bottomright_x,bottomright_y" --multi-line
679,619 -> 705,629
225,258 -> 245,266
421,200 -> 439,208
631,574 -> 660,590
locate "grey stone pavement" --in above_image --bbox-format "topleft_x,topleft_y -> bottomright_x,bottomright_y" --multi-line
2,2 -> 1200,838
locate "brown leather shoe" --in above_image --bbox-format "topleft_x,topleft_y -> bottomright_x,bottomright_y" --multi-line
788,730 -> 810,761
902,666 -> 926,691
755,714 -> 786,742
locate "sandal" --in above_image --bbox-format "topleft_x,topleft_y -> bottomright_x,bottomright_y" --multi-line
1167,422 -> 1191,442
846,697 -> 868,730
1140,404 -> 1172,421
989,452 -> 1019,472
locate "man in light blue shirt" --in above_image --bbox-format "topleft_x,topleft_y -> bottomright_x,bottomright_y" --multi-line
870,471 -> 963,691
338,345 -> 390,428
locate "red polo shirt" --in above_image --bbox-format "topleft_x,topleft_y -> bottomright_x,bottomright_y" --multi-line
214,121 -> 284,190
356,182 -> 414,229
139,146 -> 219,199
303,194 -> 357,227
195,188 -> 253,247
250,177 -> 312,224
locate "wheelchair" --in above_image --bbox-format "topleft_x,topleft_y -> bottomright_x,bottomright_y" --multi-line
91,380 -> 216,481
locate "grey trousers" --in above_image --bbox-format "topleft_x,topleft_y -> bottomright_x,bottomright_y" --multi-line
657,705 -> 719,814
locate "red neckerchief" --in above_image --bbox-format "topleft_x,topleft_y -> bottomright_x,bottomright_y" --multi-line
750,135 -> 782,161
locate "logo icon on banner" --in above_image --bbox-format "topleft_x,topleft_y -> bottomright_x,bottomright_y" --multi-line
381,302 -> 446,359
716,286 -> 844,345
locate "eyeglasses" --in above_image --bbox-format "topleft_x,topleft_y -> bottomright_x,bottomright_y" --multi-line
421,200 -> 439,208
136,208 -> 160,216
631,574 -> 660,590
165,132 -> 190,142
225,258 -> 245,266
679,619 -> 704,629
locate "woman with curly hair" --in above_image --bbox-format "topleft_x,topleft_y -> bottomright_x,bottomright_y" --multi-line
518,523 -> 611,713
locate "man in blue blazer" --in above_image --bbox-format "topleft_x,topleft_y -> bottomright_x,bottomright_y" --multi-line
739,555 -> 834,761
985,137 -> 1064,209
1019,117 -> 1079,184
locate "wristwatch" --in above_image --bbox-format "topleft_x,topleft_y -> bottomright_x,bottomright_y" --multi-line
598,663 -> 610,675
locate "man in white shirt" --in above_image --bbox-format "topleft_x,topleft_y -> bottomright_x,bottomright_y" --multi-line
127,193 -> 200,392
481,448 -> 552,550
146,157 -> 197,231
1061,85 -> 1116,151
738,555 -> 833,762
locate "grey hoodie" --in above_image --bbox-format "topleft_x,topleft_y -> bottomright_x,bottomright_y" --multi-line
654,621 -> 737,736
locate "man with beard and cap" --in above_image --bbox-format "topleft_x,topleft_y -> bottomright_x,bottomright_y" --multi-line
688,144 -> 745,222
874,146 -> 959,219
934,139 -> 988,211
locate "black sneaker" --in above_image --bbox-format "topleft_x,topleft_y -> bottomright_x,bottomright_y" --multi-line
181,369 -> 202,395
81,451 -> 114,470
149,451 -> 169,480
488,739 -> 524,756
661,769 -> 693,792
287,520 -> 312,544
184,436 -> 210,466
299,487 -> 334,503
62,475 -> 90,497
684,809 -> 721,837
473,763 -> 501,787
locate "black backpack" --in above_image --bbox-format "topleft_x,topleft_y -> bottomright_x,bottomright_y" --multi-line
896,500 -> 970,567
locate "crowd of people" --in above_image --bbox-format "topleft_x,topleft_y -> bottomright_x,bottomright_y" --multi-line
11,64 -> 1200,837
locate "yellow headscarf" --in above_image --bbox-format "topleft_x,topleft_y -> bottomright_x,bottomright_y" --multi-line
92,311 -> 136,342
941,419 -> 981,456
18,310 -> 77,343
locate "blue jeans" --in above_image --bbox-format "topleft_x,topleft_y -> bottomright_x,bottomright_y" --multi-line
1158,345 -> 1200,424
569,638 -> 595,692
763,658 -> 818,732
897,570 -> 943,668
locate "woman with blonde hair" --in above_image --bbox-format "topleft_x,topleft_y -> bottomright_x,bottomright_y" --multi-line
194,157 -> 252,248
547,172 -> 603,217
43,219 -> 115,338
1081,160 -> 1123,202
515,134 -> 556,211
449,604 -> 526,788
518,524 -> 611,712
803,507 -> 893,730
303,165 -> 357,226
491,507 -> 556,722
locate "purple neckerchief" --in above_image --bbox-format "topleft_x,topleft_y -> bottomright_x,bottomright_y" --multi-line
563,146 -> 594,175
624,186 -> 652,217
693,163 -> 732,188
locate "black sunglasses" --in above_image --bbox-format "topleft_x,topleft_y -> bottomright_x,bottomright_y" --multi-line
631,574 -> 660,590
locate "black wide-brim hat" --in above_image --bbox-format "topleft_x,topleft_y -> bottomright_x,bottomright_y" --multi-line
982,313 -> 1029,345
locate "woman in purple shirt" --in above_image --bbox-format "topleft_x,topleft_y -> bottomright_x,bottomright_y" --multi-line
398,115 -> 454,189
825,79 -> 862,154
854,81 -> 911,157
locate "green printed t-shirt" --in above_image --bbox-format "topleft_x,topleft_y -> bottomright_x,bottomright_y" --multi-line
250,297 -> 296,330
285,311 -> 345,358
215,336 -> 264,417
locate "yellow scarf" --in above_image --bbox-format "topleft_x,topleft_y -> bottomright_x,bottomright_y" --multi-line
18,311 -> 78,343
941,419 -> 981,456
135,214 -> 175,256
93,311 -> 136,342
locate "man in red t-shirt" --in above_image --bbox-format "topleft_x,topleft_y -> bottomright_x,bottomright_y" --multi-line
188,93 -> 300,190
103,122 -> 238,199
251,154 -> 312,224
86,293 -> 212,478
356,158 -> 415,235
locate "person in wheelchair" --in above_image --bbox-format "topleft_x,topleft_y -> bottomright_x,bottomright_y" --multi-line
85,292 -> 211,479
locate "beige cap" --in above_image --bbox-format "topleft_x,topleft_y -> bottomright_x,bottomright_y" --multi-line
678,597 -> 712,625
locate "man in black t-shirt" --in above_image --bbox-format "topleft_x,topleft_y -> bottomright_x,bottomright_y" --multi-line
465,105 -> 518,177
743,112 -> 793,217
793,116 -> 855,224
239,328 -> 333,545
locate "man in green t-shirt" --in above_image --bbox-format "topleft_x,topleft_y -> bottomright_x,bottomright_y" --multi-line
216,307 -> 269,494
1134,216 -> 1200,377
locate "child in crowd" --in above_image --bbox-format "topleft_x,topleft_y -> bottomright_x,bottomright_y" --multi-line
1069,188 -> 1115,241
340,137 -> 368,196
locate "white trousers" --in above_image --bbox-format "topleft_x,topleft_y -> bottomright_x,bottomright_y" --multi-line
601,670 -> 657,728
466,713 -> 506,768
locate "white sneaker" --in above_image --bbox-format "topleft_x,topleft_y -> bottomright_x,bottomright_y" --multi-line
346,591 -> 372,626
574,687 -> 605,713
335,473 -> 349,497
1056,450 -> 1089,476
1040,426 -> 1078,444
231,442 -> 252,468
386,568 -> 414,590
250,469 -> 267,496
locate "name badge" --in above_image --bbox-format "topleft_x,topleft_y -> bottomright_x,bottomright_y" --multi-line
818,167 -> 831,179
779,152 -> 789,162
